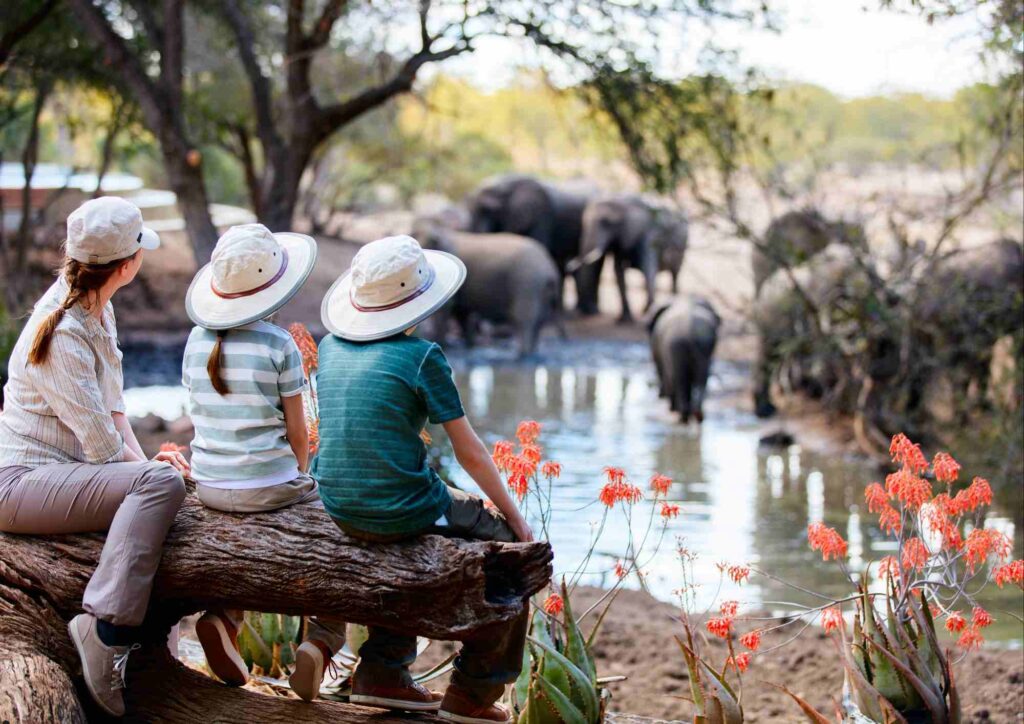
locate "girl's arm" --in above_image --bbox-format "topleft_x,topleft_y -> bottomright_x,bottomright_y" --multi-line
112,411 -> 190,472
282,393 -> 309,472
442,416 -> 534,542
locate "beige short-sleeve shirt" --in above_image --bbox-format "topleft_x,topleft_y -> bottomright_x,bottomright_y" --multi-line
0,278 -> 127,467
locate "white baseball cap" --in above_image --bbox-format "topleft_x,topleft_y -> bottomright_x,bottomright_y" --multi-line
186,224 -> 317,330
321,235 -> 465,341
66,196 -> 160,264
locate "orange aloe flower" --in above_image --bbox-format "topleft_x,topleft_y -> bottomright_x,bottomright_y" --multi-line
543,593 -> 564,615
807,522 -> 848,561
739,630 -> 761,651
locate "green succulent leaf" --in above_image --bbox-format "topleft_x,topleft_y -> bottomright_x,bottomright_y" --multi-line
535,673 -> 589,724
560,580 -> 597,684
527,636 -> 600,722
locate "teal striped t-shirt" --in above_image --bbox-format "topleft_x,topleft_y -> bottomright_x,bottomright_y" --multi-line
313,334 -> 464,536
182,321 -> 308,485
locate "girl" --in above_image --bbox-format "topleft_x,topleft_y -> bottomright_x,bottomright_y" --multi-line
0,197 -> 188,717
181,223 -> 343,698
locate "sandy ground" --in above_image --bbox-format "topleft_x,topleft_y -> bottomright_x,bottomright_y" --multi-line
167,581 -> 1024,723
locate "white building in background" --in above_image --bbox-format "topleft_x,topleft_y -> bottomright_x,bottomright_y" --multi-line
1,162 -> 255,261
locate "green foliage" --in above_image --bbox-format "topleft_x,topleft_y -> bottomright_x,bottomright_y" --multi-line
0,304 -> 21,394
512,582 -> 608,724
675,627 -> 745,724
237,612 -> 303,678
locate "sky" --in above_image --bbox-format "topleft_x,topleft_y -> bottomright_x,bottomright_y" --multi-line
433,0 -> 991,99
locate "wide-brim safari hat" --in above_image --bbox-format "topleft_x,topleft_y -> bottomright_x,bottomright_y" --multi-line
186,223 -> 317,330
321,234 -> 465,341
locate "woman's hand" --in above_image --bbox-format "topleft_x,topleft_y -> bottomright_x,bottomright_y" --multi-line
508,512 -> 534,543
153,450 -> 190,475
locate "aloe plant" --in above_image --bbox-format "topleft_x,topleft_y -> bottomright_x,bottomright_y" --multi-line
675,625 -> 745,724
237,612 -> 303,678
782,580 -> 961,724
510,581 -> 614,724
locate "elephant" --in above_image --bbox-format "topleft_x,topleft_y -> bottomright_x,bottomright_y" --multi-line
569,195 -> 689,324
752,243 -> 875,418
753,209 -> 866,295
908,237 -> 1024,416
466,175 -> 595,313
648,295 -> 720,424
413,218 -> 565,358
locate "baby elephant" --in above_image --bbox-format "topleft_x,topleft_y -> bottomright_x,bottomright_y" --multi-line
648,296 -> 721,423
414,218 -> 564,358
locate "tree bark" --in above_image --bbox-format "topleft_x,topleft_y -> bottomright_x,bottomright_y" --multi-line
0,495 -> 552,723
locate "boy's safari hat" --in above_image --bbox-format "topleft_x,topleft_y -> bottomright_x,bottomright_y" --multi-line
321,234 -> 465,341
66,196 -> 160,264
186,224 -> 317,330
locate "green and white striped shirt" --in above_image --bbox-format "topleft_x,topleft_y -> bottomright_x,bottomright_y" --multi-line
182,321 -> 308,488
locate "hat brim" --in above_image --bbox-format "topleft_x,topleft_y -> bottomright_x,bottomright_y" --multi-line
186,232 -> 317,330
139,226 -> 161,251
321,250 -> 466,341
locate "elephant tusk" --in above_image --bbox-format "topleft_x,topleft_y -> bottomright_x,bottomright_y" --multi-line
566,249 -> 606,273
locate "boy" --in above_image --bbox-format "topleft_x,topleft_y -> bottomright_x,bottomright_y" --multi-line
308,235 -> 533,724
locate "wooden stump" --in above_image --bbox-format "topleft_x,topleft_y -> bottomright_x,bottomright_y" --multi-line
0,496 -> 553,722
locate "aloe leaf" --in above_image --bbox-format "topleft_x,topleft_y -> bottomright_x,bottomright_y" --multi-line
946,651 -> 962,724
514,646 -> 532,712
261,612 -> 282,644
865,637 -> 949,723
586,587 -> 621,650
765,682 -> 833,723
527,636 -> 600,722
538,651 -> 575,712
560,580 -> 597,683
414,652 -> 457,685
837,625 -> 906,723
908,590 -> 948,687
282,614 -> 302,644
675,634 -> 705,710
532,610 -> 557,651
676,635 -> 741,721
536,672 -> 589,724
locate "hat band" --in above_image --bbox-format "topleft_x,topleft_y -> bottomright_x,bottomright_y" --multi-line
211,248 -> 290,299
350,265 -> 436,312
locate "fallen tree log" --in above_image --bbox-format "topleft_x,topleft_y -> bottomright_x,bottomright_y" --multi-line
0,494 -> 553,723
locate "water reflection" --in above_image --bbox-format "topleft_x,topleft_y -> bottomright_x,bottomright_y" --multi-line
122,341 -> 1022,643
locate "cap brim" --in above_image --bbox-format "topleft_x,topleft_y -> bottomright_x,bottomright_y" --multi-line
139,226 -> 161,250
186,232 -> 317,330
321,250 -> 466,341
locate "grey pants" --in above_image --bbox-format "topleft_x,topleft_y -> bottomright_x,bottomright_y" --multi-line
0,461 -> 186,626
195,474 -> 346,653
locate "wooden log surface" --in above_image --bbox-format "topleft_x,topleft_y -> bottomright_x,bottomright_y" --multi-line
0,494 -> 553,723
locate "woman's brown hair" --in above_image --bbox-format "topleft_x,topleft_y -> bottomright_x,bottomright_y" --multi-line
28,252 -> 138,365
207,330 -> 230,395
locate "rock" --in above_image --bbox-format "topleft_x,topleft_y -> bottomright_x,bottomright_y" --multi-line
168,415 -> 195,436
133,413 -> 167,435
759,430 -> 795,448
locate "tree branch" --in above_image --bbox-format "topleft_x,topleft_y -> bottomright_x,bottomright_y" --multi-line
308,0 -> 350,49
0,0 -> 60,68
220,0 -> 285,158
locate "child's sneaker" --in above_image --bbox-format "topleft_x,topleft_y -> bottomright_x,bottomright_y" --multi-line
438,686 -> 513,724
350,667 -> 443,711
290,640 -> 337,702
195,611 -> 248,686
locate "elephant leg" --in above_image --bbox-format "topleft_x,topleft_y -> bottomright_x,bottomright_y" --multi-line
671,270 -> 679,295
519,318 -> 542,360
641,250 -> 658,313
456,308 -> 476,348
653,349 -> 668,399
614,256 -> 633,324
754,332 -> 778,418
675,362 -> 693,424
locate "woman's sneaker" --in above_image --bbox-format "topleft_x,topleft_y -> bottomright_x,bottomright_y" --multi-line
67,613 -> 139,718
195,611 -> 249,686
350,667 -> 443,711
438,686 -> 513,724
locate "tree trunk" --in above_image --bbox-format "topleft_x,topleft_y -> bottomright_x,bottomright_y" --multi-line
258,143 -> 312,232
162,143 -> 219,264
0,495 -> 552,723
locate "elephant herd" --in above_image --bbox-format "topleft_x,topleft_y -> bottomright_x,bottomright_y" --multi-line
411,175 -> 1023,428
751,210 -> 1024,426
415,174 -> 690,354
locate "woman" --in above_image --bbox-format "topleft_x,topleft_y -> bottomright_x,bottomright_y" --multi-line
0,197 -> 189,718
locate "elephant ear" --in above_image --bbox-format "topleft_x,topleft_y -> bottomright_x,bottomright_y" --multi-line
506,181 -> 550,237
645,302 -> 672,333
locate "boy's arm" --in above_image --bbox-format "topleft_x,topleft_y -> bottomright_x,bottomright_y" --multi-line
282,393 -> 309,472
442,416 -> 534,542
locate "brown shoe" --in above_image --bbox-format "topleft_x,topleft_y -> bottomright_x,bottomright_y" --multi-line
195,611 -> 248,686
350,668 -> 443,712
68,613 -> 139,718
289,640 -> 335,702
439,686 -> 512,724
